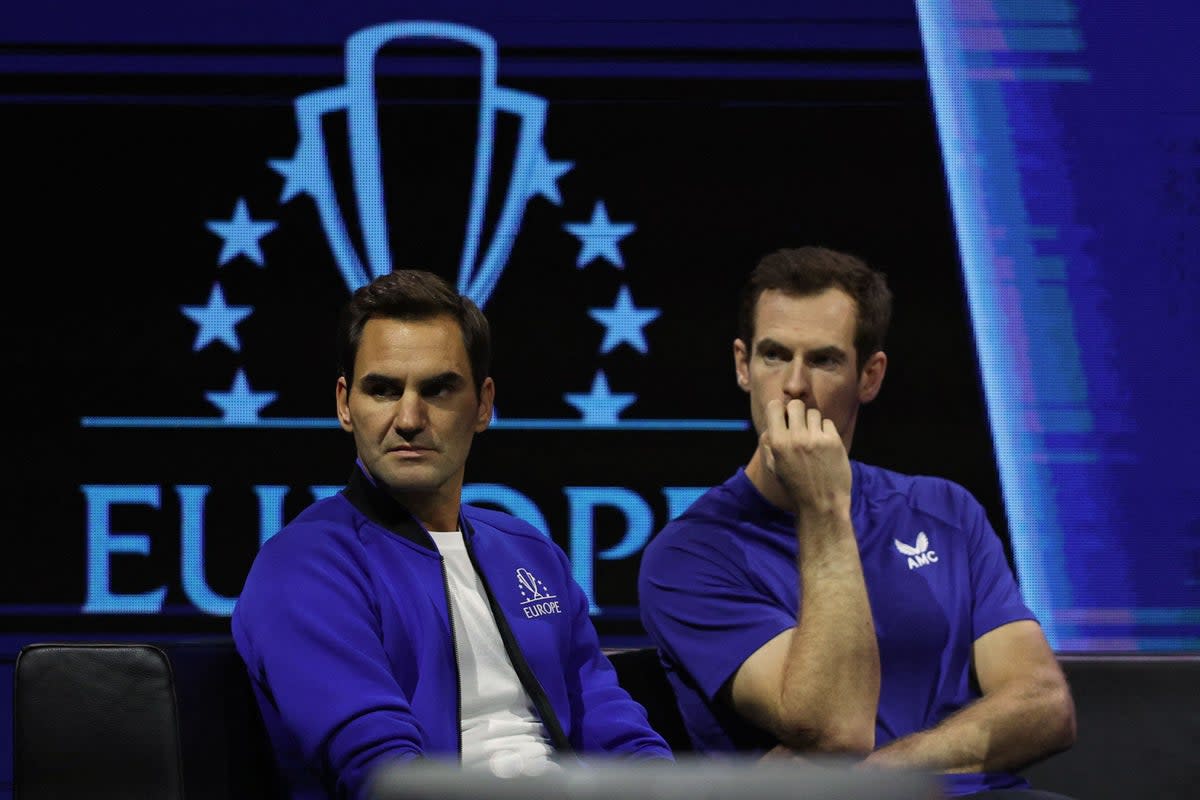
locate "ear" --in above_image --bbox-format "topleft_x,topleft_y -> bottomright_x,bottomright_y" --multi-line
733,338 -> 751,393
857,350 -> 888,404
335,375 -> 353,433
475,377 -> 496,433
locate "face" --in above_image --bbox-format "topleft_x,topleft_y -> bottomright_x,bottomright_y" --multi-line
336,315 -> 494,523
734,288 -> 886,451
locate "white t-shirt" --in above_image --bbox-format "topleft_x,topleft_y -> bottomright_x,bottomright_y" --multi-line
429,530 -> 560,776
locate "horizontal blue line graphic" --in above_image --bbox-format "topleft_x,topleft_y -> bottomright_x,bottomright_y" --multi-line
81,416 -> 750,432
492,418 -> 749,431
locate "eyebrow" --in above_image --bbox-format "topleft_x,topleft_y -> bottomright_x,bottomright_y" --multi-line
419,371 -> 467,392
358,371 -> 467,390
806,345 -> 848,361
359,373 -> 401,390
754,337 -> 790,355
754,339 -> 847,361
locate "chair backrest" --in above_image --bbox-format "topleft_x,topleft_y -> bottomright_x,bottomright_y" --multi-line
1021,656 -> 1200,800
13,642 -> 185,800
605,647 -> 693,753
159,638 -> 284,799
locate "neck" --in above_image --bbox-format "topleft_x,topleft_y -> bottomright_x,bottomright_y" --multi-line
743,446 -> 797,513
389,483 -> 463,533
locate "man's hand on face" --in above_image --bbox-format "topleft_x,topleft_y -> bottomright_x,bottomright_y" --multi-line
760,398 -> 853,516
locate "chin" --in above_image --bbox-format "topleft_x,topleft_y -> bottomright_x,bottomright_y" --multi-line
372,466 -> 438,492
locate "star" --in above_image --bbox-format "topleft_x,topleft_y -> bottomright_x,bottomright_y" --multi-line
587,285 -> 661,354
528,146 -> 573,205
180,283 -> 253,352
563,370 -> 637,426
204,370 -> 277,424
205,198 -> 277,267
563,201 -> 635,268
269,135 -> 323,204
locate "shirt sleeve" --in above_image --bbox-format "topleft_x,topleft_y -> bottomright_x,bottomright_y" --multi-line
232,524 -> 424,799
959,488 -> 1037,640
638,520 -> 795,702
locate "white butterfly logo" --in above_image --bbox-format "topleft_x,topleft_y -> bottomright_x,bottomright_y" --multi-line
894,532 -> 930,556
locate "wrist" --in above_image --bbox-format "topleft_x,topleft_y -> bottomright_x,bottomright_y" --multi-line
795,501 -> 853,528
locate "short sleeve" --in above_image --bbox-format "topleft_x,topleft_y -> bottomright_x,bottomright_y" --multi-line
961,491 -> 1037,640
638,520 -> 795,701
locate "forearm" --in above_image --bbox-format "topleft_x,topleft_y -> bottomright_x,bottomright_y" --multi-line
778,509 -> 879,753
863,672 -> 1075,773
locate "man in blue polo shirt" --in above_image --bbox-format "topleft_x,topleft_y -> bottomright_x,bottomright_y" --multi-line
638,247 -> 1076,797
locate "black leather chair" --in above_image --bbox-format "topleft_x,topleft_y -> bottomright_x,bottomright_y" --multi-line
12,639 -> 282,800
159,639 -> 283,799
13,642 -> 186,800
1022,656 -> 1200,800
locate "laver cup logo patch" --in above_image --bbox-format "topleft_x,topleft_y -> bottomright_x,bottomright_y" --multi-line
517,567 -> 561,618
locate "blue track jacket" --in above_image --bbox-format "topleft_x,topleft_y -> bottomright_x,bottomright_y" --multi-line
233,468 -> 671,799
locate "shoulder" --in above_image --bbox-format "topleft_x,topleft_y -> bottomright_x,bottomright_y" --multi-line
460,506 -> 582,597
247,493 -> 378,579
462,504 -> 566,559
648,481 -> 736,543
463,503 -> 551,541
642,479 -> 758,577
234,495 -> 378,633
854,461 -> 985,531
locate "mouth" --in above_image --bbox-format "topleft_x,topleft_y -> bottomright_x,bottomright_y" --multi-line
388,445 -> 435,457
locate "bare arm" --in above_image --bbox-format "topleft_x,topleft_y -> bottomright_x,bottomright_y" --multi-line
862,620 -> 1076,773
728,399 -> 880,755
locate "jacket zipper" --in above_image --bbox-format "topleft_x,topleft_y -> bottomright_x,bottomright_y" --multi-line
437,555 -> 465,761
462,522 -> 576,758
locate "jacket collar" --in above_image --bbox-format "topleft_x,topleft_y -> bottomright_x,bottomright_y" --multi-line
342,465 -> 469,550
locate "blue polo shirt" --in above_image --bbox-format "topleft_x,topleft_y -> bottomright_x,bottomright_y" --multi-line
638,462 -> 1036,796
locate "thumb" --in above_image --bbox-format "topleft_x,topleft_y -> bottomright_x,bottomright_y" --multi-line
760,432 -> 777,475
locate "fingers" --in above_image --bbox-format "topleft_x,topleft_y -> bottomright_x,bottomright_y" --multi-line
762,400 -> 786,476
767,398 -> 841,441
765,398 -> 788,436
761,398 -> 852,512
805,403 -> 823,434
783,399 -> 828,437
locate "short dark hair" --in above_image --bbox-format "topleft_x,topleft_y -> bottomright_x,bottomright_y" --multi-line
737,247 -> 892,372
338,270 -> 491,394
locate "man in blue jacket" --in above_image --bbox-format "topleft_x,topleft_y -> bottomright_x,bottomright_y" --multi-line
233,270 -> 671,799
638,247 -> 1075,797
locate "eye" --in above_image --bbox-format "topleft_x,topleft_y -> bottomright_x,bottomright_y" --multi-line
422,380 -> 456,399
759,347 -> 787,364
809,353 -> 843,369
360,377 -> 402,399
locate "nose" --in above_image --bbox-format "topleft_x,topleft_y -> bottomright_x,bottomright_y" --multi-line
392,391 -> 428,439
781,361 -> 811,402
